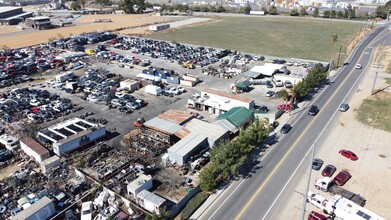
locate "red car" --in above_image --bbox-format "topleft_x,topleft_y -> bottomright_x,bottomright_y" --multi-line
308,211 -> 328,220
322,164 -> 336,177
339,150 -> 358,161
333,171 -> 351,186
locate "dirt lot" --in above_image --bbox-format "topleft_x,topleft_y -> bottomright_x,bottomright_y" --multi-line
280,49 -> 391,219
0,14 -> 171,49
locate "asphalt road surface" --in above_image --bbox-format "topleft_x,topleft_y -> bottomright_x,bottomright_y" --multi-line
200,23 -> 389,220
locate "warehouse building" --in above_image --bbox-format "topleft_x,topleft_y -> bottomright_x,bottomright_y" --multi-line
189,89 -> 255,115
25,16 -> 52,29
182,118 -> 229,147
12,196 -> 56,220
166,132 -> 209,166
215,107 -> 254,133
19,137 -> 50,162
37,118 -> 106,156
143,110 -> 197,144
0,6 -> 33,25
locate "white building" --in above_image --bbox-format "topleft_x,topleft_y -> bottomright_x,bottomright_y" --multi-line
166,132 -> 209,166
248,63 -> 285,77
137,190 -> 166,214
19,137 -> 50,162
127,174 -> 153,200
12,196 -> 56,220
0,134 -> 19,151
149,24 -> 170,32
40,155 -> 61,174
119,79 -> 140,92
37,118 -> 106,156
191,88 -> 255,115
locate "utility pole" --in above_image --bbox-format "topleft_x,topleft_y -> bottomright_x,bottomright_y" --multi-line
336,45 -> 343,68
300,143 -> 316,220
372,40 -> 385,95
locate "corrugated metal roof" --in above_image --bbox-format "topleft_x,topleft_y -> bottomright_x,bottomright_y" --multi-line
12,196 -> 53,220
168,132 -> 208,157
203,88 -> 253,103
127,174 -> 152,191
144,117 -> 182,134
212,119 -> 238,133
20,137 -> 49,156
157,109 -> 197,125
174,127 -> 191,139
216,107 -> 253,128
184,119 -> 228,145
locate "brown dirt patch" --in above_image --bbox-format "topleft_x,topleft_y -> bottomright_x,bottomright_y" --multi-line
0,14 -> 170,49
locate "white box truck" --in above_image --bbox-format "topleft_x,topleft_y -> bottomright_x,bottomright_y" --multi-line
144,85 -> 162,95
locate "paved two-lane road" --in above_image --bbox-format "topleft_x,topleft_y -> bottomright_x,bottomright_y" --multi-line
200,24 -> 389,220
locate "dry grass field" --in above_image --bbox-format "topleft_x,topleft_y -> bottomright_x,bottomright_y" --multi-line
0,14 -> 172,49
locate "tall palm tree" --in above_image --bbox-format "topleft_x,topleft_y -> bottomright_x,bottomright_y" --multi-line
329,34 -> 339,71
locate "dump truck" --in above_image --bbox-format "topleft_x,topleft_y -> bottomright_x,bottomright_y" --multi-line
314,177 -> 366,206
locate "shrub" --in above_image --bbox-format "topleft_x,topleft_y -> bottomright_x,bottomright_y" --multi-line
180,192 -> 210,220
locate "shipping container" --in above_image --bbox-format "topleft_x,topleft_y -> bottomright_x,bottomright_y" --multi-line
167,76 -> 180,84
180,80 -> 195,87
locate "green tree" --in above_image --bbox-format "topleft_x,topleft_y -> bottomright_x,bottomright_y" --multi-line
70,1 -> 81,10
337,10 -> 343,18
122,0 -> 146,13
323,10 -> 330,18
193,6 -> 201,12
331,10 -> 337,18
217,6 -> 225,12
279,89 -> 290,100
313,8 -> 319,17
290,8 -> 299,16
375,0 -> 391,18
200,166 -> 217,191
244,3 -> 252,14
269,6 -> 278,15
300,7 -> 307,16
200,6 -> 209,12
210,6 -> 217,12
146,211 -> 170,220
262,6 -> 268,14
346,4 -> 355,19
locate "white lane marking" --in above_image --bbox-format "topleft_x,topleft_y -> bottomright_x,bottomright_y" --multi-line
261,49 -> 371,220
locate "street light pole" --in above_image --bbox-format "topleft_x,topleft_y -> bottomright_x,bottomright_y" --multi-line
300,142 -> 316,220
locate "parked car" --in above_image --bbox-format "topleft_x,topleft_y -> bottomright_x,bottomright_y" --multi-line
339,103 -> 349,112
312,158 -> 324,170
333,171 -> 351,186
81,201 -> 93,220
280,123 -> 292,134
285,80 -> 293,88
339,150 -> 358,161
321,164 -> 336,177
266,91 -> 275,97
308,211 -> 328,220
308,105 -> 319,116
257,106 -> 269,113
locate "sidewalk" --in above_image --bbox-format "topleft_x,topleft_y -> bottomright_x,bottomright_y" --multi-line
190,102 -> 308,220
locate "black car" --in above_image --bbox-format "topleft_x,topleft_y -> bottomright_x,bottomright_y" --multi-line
280,124 -> 292,134
308,105 -> 319,116
312,158 -> 324,170
258,106 -> 269,113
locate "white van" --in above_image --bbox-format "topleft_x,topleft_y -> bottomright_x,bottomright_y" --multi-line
81,201 -> 93,220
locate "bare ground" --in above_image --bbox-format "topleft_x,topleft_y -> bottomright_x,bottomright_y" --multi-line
0,14 -> 171,49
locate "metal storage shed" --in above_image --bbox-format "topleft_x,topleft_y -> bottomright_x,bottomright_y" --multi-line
183,119 -> 229,147
167,132 -> 208,166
